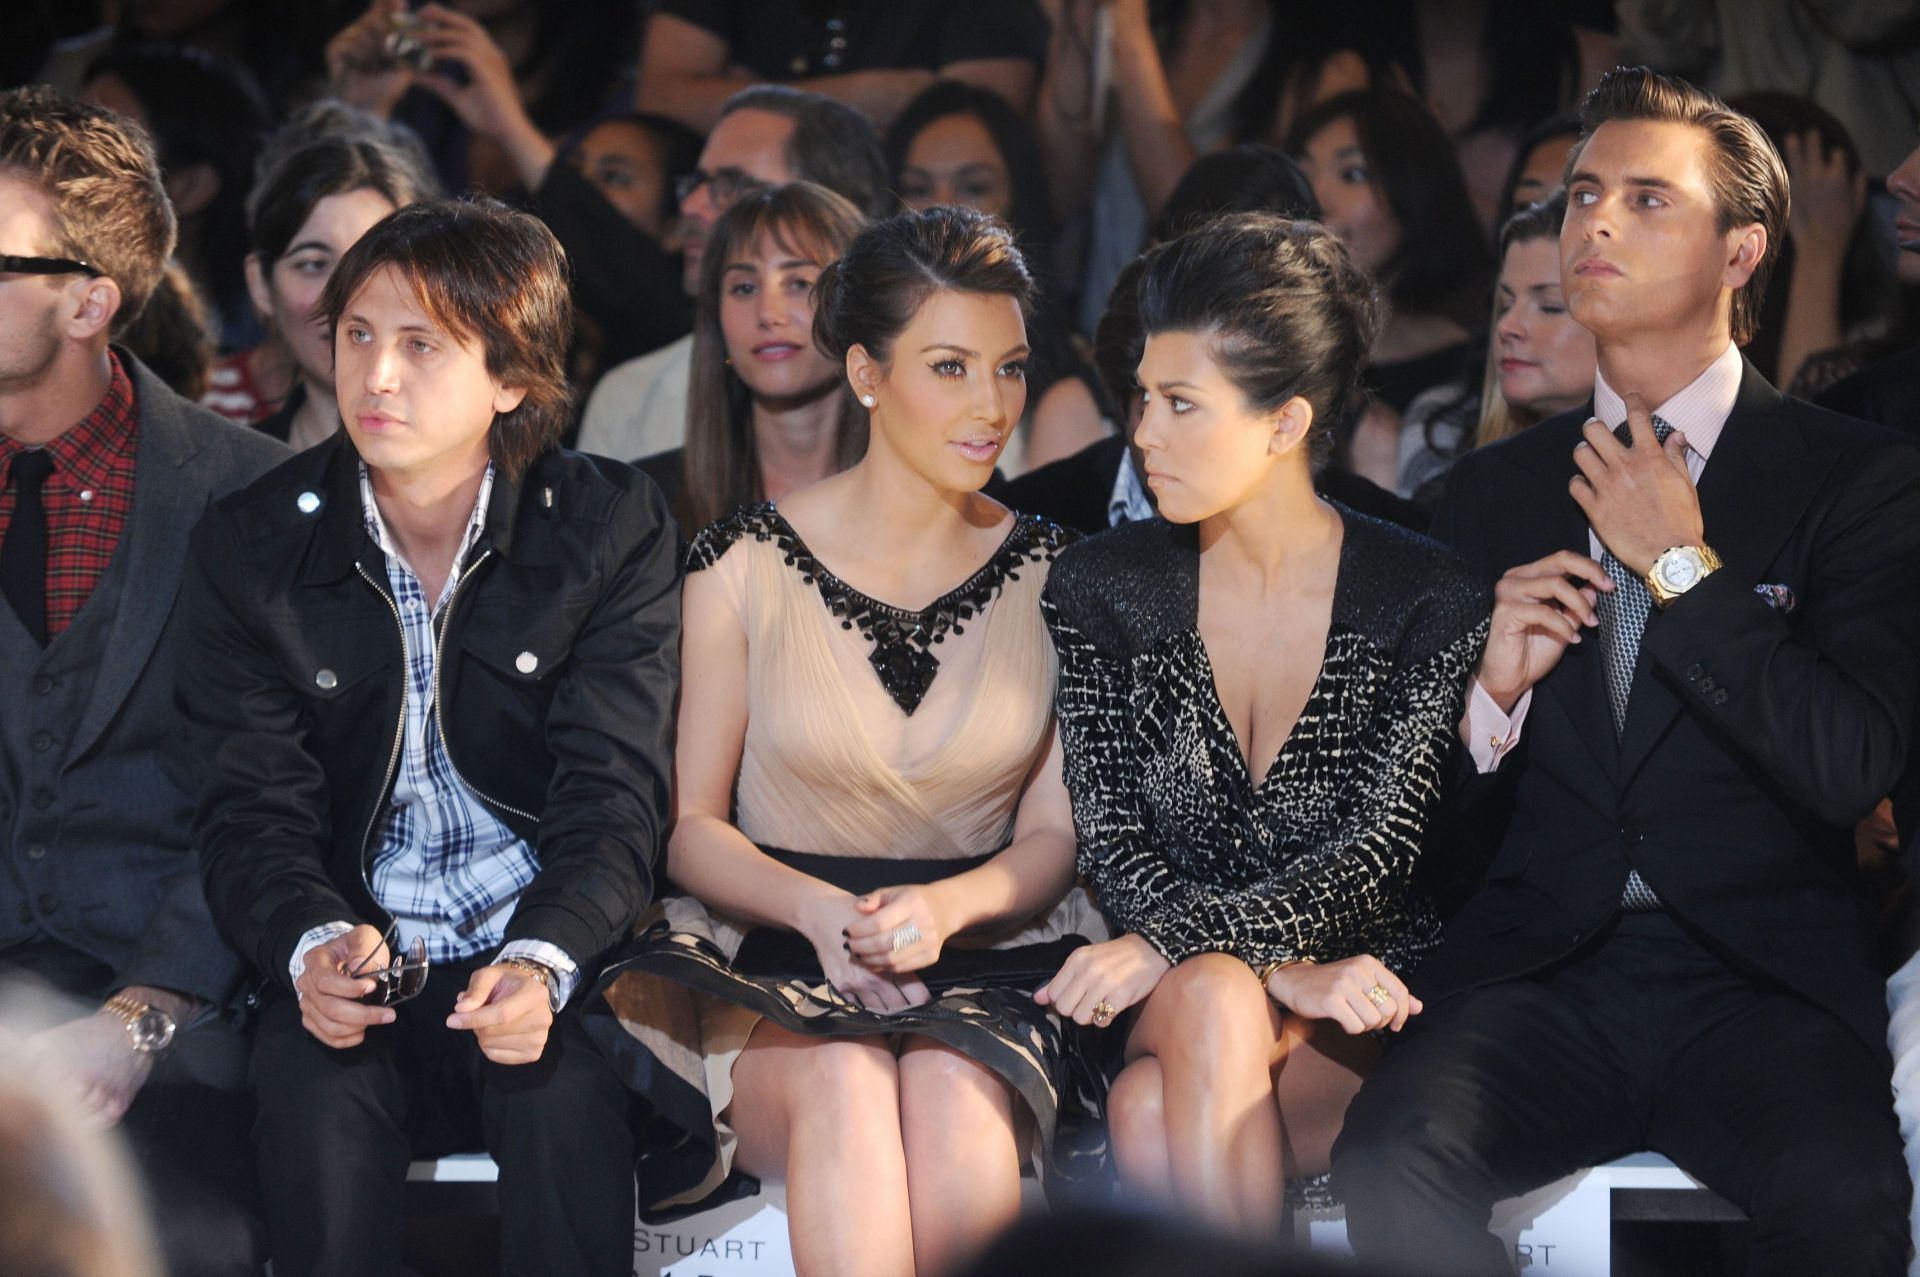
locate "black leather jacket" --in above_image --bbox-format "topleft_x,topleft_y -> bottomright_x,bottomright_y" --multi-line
177,435 -> 682,989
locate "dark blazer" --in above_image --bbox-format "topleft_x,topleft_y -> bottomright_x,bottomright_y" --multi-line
178,435 -> 682,988
0,352 -> 289,1005
1419,357 -> 1920,1062
1815,344 -> 1920,441
1001,435 -> 1430,535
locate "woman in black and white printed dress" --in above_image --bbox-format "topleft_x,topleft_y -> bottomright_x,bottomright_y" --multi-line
1037,213 -> 1490,1234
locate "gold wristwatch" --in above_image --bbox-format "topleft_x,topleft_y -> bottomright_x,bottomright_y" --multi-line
103,993 -> 176,1054
1645,544 -> 1723,609
498,956 -> 559,1011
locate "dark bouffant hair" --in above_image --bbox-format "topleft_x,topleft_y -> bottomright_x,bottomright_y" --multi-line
1571,67 -> 1788,348
1153,144 -> 1319,243
1136,213 -> 1383,472
319,199 -> 573,480
812,205 -> 1034,366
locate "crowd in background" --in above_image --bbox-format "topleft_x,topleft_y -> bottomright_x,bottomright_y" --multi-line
10,0 -> 1917,511
8,4 -> 1920,1277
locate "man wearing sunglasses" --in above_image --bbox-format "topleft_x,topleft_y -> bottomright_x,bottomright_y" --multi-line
0,87 -> 289,1275
178,197 -> 680,1277
576,83 -> 889,466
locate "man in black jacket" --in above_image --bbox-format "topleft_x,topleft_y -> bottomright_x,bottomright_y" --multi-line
1334,69 -> 1920,1274
178,199 -> 681,1277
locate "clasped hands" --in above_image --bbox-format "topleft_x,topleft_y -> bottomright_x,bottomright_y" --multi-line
1478,393 -> 1703,712
297,923 -> 552,1064
800,885 -> 959,1014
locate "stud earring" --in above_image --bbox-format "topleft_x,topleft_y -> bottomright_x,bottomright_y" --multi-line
861,394 -> 876,407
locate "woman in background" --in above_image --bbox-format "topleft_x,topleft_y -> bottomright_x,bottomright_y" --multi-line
640,181 -> 868,533
1398,191 -> 1593,503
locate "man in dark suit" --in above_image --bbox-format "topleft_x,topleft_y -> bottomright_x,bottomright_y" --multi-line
0,87 -> 288,1273
1333,68 -> 1920,1275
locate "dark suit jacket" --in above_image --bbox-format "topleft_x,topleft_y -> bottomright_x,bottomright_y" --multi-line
1000,435 -> 1430,535
0,352 -> 289,1005
1418,358 -> 1920,1063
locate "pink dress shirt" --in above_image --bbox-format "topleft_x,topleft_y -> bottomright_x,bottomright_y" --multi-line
1463,342 -> 1744,771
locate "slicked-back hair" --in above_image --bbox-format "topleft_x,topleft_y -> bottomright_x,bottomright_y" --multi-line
319,199 -> 573,481
1137,213 -> 1384,473
683,181 -> 869,530
1569,66 -> 1788,347
0,85 -> 175,332
812,205 -> 1034,367
720,85 -> 890,219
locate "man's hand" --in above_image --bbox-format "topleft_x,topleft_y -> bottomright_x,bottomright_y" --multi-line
447,965 -> 553,1065
1476,550 -> 1613,712
1570,392 -> 1703,577
326,0 -> 417,119
30,1011 -> 155,1129
297,923 -> 398,1049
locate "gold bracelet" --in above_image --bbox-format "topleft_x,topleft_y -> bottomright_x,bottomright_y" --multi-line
1254,956 -> 1315,988
497,957 -> 553,990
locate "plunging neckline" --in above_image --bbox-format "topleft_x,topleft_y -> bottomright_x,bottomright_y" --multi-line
1191,508 -> 1350,794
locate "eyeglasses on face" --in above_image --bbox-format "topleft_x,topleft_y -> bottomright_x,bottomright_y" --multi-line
0,255 -> 104,279
673,167 -> 771,209
350,926 -> 431,1007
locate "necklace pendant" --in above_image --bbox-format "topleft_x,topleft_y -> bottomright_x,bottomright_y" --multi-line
869,641 -> 940,715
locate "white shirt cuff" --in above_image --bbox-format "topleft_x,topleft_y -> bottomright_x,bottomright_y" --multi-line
289,921 -> 357,997
498,940 -> 580,1011
1462,680 -> 1531,774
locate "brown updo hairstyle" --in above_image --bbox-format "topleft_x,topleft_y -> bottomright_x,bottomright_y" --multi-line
1136,213 -> 1383,472
319,198 -> 572,480
811,205 -> 1035,371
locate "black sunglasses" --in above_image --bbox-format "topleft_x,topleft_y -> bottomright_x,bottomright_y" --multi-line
0,255 -> 104,279
350,924 -> 431,1007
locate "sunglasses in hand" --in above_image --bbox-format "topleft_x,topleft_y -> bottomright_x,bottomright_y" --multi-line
349,926 -> 430,1007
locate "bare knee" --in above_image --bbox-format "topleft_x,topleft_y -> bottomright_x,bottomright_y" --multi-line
1108,1057 -> 1167,1155
1146,954 -> 1275,1065
898,1042 -> 1014,1132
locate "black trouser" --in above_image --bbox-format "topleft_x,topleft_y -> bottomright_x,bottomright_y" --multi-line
250,962 -> 637,1277
1,941 -> 262,1277
1332,910 -> 1910,1276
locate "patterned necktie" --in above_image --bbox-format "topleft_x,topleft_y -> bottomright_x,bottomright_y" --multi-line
0,450 -> 55,646
1592,414 -> 1673,912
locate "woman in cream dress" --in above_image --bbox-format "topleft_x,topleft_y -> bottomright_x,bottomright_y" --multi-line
587,207 -> 1104,1277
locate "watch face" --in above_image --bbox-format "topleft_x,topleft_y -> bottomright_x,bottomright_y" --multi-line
129,1009 -> 175,1054
1660,553 -> 1701,590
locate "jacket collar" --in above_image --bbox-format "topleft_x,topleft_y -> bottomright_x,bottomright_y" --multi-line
298,436 -> 550,586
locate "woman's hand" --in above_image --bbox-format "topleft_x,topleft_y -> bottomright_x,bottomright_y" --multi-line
1266,955 -> 1420,1034
844,884 -> 957,974
1783,129 -> 1866,269
1035,934 -> 1171,1027
796,891 -> 931,1014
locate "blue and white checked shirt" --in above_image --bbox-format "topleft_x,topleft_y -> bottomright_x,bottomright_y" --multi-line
288,464 -> 578,1008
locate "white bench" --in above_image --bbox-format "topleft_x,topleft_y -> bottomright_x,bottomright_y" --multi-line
408,1150 -> 1739,1276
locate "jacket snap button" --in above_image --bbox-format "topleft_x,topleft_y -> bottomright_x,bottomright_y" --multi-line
296,491 -> 322,514
1698,677 -> 1716,693
26,843 -> 46,860
1685,663 -> 1703,680
1711,689 -> 1728,706
515,651 -> 538,674
315,669 -> 338,690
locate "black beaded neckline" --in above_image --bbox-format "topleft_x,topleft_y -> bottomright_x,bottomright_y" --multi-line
689,503 -> 1068,715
